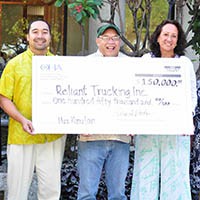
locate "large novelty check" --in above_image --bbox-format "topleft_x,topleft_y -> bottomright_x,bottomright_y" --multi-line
32,56 -> 194,134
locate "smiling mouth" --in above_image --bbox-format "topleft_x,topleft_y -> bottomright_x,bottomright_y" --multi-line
106,46 -> 115,50
165,42 -> 173,46
35,39 -> 46,43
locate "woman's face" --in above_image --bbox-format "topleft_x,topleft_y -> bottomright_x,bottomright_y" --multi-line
157,23 -> 178,56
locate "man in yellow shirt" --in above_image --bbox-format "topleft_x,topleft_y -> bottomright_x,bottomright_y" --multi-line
0,19 -> 66,200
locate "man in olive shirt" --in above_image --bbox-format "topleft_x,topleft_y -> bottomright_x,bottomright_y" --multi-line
0,19 -> 66,200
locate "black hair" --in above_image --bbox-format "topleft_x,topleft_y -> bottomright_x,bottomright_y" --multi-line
149,19 -> 186,57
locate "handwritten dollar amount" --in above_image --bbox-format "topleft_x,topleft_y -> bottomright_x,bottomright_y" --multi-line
155,98 -> 170,106
137,77 -> 182,87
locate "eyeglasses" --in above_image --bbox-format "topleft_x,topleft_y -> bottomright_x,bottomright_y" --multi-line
99,35 -> 120,42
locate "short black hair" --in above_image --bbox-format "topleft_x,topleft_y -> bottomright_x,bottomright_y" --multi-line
27,19 -> 51,34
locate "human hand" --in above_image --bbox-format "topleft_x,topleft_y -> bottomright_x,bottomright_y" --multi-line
22,119 -> 34,135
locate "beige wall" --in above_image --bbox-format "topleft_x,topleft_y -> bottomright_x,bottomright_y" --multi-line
67,15 -> 88,56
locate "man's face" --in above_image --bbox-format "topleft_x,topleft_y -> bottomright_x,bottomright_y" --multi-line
27,21 -> 51,55
96,28 -> 120,57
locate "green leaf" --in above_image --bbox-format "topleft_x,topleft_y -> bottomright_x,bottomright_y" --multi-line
91,7 -> 99,15
54,0 -> 65,7
76,12 -> 83,22
86,0 -> 103,5
81,21 -> 85,26
84,10 -> 90,18
71,10 -> 77,15
82,10 -> 87,17
85,7 -> 95,15
91,0 -> 103,6
76,0 -> 84,3
68,3 -> 77,8
86,0 -> 94,5
92,13 -> 97,19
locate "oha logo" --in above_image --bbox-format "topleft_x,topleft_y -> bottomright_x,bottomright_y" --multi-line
40,63 -> 62,71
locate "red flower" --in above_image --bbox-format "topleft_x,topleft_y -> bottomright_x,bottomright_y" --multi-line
75,5 -> 82,13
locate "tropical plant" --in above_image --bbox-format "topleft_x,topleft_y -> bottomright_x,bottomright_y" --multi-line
50,22 -> 62,54
186,1 -> 200,55
55,0 -> 103,55
92,0 -> 168,57
182,0 -> 200,78
6,17 -> 28,44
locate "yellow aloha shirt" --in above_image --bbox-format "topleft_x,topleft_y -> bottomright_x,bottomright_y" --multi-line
0,48 -> 63,144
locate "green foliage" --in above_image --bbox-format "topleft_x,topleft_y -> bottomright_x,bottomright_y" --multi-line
55,0 -> 103,25
51,23 -> 61,44
188,7 -> 200,56
6,18 -> 28,42
125,0 -> 168,54
150,0 -> 168,31
54,0 -> 68,7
